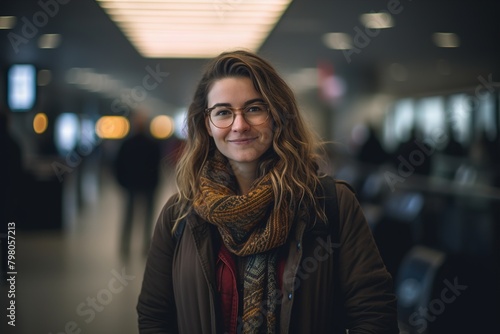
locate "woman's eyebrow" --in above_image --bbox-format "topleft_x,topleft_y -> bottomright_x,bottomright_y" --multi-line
210,98 -> 265,108
243,98 -> 265,106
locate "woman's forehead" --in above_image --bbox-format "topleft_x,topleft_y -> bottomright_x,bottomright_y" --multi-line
207,77 -> 262,105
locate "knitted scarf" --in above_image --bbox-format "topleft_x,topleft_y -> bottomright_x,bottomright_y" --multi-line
193,151 -> 293,333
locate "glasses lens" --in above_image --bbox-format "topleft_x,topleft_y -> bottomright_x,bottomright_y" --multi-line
209,104 -> 268,128
243,104 -> 268,125
209,107 -> 234,128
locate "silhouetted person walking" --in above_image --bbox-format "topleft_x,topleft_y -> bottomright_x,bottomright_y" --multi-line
114,111 -> 162,258
1,107 -> 24,279
356,124 -> 389,166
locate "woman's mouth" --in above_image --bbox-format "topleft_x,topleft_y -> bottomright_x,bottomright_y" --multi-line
228,137 -> 256,144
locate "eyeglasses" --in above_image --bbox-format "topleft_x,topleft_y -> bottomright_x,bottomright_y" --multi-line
205,102 -> 270,128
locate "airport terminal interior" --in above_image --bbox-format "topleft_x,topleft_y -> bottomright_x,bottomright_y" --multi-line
1,0 -> 500,333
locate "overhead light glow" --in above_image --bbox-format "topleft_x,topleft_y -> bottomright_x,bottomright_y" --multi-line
8,64 -> 37,111
360,12 -> 394,29
322,32 -> 352,50
54,113 -> 80,155
0,16 -> 16,29
95,0 -> 293,58
432,32 -> 460,48
38,34 -> 62,49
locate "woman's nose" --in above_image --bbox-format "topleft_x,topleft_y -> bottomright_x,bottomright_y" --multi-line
231,112 -> 250,131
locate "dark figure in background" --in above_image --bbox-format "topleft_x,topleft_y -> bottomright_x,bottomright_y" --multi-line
393,127 -> 432,177
442,126 -> 466,157
114,111 -> 162,258
356,124 -> 389,166
0,108 -> 24,279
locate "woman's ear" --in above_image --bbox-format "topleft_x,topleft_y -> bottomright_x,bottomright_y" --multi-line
205,116 -> 213,136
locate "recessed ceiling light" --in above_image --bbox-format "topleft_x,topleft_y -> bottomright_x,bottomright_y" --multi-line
38,34 -> 62,49
360,12 -> 394,29
95,0 -> 292,58
432,32 -> 460,48
322,32 -> 352,50
0,16 -> 16,29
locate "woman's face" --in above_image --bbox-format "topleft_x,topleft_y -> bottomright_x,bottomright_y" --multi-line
206,77 -> 273,174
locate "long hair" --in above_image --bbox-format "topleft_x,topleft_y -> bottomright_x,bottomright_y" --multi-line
173,50 -> 327,232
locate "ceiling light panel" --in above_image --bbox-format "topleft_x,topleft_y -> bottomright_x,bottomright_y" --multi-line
360,12 -> 394,29
432,32 -> 460,48
38,34 -> 62,49
96,0 -> 293,58
322,32 -> 352,50
0,16 -> 17,29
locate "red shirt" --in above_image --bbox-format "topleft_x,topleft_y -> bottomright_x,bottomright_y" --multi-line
216,244 -> 286,334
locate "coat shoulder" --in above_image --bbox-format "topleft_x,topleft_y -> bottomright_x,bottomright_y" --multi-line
318,175 -> 357,199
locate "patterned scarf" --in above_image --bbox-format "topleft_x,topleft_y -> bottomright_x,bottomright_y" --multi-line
193,151 -> 293,333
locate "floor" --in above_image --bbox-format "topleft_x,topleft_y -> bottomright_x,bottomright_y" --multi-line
1,165 -> 177,334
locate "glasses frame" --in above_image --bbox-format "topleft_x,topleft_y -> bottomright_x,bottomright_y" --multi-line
205,102 -> 270,129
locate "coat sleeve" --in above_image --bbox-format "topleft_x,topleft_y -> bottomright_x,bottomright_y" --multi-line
137,195 -> 180,334
335,182 -> 400,334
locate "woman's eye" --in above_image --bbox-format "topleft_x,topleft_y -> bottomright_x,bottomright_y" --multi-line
247,105 -> 263,113
214,109 -> 232,117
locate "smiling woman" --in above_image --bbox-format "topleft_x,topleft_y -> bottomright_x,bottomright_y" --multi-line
137,50 -> 399,334
205,77 -> 274,194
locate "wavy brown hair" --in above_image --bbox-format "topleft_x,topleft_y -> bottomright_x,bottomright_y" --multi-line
172,50 -> 327,232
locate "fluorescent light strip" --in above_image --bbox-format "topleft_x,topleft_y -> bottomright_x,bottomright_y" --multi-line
0,16 -> 16,29
99,2 -> 286,11
108,13 -> 281,23
360,12 -> 394,29
98,0 -> 288,4
38,33 -> 62,49
432,32 -> 460,48
98,0 -> 283,2
96,0 -> 292,58
119,23 -> 270,32
104,8 -> 284,16
322,32 -> 352,50
128,32 -> 268,41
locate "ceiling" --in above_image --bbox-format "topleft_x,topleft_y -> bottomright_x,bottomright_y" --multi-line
1,0 -> 500,117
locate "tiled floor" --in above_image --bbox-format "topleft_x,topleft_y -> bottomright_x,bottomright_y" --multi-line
1,166 -> 177,334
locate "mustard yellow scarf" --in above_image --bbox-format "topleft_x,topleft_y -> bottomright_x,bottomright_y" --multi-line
193,150 -> 293,333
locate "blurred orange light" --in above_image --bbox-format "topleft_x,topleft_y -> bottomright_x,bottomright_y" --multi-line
33,113 -> 48,134
95,116 -> 130,139
150,115 -> 174,139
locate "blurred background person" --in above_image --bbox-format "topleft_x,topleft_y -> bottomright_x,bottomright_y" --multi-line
0,106 -> 25,280
354,122 -> 389,167
113,109 -> 162,258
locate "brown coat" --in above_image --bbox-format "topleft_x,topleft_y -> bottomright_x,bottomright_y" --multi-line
137,178 -> 399,333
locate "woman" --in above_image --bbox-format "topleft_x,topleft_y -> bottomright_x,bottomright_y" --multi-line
137,50 -> 399,334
